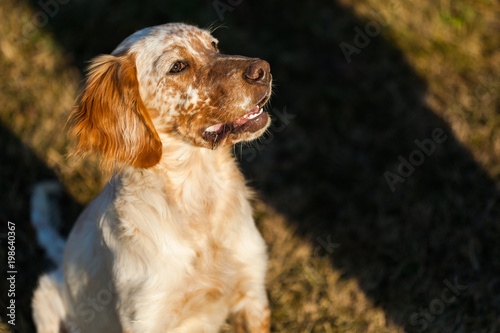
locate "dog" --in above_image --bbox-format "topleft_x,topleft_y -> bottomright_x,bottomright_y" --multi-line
32,23 -> 272,333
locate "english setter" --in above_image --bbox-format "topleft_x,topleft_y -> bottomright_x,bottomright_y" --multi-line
32,23 -> 272,333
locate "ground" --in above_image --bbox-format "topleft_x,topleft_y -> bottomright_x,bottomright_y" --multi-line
0,0 -> 499,332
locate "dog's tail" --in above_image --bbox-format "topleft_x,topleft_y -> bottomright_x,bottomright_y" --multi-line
31,181 -> 67,332
30,181 -> 66,264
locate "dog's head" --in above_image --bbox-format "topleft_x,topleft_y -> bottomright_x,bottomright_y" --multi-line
69,23 -> 272,169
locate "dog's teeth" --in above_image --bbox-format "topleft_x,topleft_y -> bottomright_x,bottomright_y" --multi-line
247,109 -> 263,120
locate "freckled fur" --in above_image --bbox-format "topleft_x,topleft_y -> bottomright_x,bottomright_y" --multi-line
32,23 -> 271,333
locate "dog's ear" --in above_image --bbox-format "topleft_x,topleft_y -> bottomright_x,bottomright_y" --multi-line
68,54 -> 162,170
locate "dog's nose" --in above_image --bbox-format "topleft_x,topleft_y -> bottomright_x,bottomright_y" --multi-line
243,60 -> 271,85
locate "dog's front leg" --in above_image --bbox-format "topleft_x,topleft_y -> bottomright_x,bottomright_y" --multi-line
234,288 -> 271,333
111,252 -> 173,333
231,216 -> 271,332
115,283 -> 176,333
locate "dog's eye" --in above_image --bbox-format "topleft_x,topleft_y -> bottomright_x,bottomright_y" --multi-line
211,41 -> 219,52
169,61 -> 187,73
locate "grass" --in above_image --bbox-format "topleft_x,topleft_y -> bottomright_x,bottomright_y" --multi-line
0,0 -> 499,332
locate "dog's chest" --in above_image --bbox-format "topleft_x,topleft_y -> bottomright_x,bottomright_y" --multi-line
163,234 -> 241,314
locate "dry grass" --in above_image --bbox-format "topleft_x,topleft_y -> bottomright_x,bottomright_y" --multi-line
257,203 -> 399,332
340,0 -> 500,178
0,0 -> 499,332
0,0 -> 104,203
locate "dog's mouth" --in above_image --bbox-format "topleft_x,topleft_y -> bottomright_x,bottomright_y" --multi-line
201,96 -> 270,147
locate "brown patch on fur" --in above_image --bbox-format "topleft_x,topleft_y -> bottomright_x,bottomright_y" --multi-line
205,287 -> 224,301
179,287 -> 225,313
233,290 -> 247,306
209,239 -> 221,260
68,53 -> 162,170
153,47 -> 272,150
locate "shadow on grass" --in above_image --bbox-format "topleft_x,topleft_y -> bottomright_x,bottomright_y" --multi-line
0,123 -> 82,332
9,0 -> 500,331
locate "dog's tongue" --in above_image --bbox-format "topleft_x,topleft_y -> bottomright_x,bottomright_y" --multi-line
205,123 -> 224,133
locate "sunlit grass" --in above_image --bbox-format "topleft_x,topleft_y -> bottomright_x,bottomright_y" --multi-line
340,0 -> 500,178
0,0 -> 104,203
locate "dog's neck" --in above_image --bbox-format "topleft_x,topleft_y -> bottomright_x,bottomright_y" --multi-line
118,134 -> 247,225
